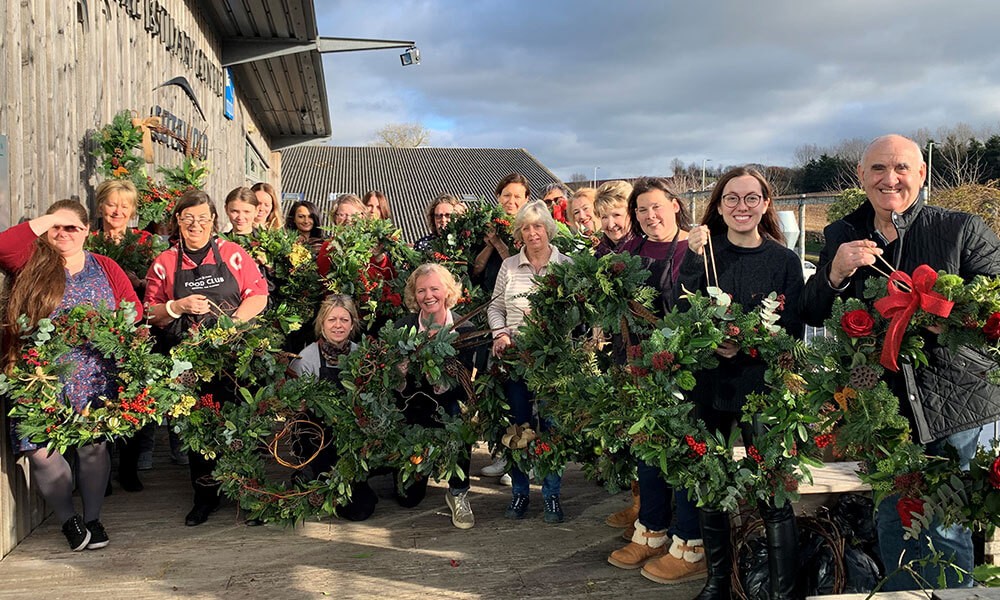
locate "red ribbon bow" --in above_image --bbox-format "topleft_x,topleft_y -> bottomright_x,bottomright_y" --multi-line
872,265 -> 954,372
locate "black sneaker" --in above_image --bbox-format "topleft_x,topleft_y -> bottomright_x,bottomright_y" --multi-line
543,495 -> 564,524
504,494 -> 530,519
61,515 -> 91,551
85,520 -> 109,549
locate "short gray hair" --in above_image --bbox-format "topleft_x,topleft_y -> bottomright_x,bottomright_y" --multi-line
513,200 -> 558,244
541,183 -> 571,199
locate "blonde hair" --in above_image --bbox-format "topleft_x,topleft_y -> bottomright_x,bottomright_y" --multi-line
314,294 -> 360,340
96,179 -> 138,217
403,263 -> 462,313
569,187 -> 601,233
595,180 -> 632,216
513,200 -> 558,244
251,182 -> 282,230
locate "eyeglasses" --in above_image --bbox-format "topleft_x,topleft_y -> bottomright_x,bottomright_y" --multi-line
545,196 -> 566,203
51,225 -> 85,233
721,193 -> 764,208
433,212 -> 453,221
178,215 -> 213,226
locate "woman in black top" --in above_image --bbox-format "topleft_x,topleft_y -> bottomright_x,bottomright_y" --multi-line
679,167 -> 804,600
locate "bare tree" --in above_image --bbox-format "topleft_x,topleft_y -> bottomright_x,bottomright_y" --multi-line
569,173 -> 589,183
370,123 -> 431,148
936,134 -> 985,188
793,144 -> 821,167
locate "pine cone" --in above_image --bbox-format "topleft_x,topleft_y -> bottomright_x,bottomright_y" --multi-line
308,492 -> 324,508
849,365 -> 879,390
777,352 -> 795,371
175,370 -> 198,388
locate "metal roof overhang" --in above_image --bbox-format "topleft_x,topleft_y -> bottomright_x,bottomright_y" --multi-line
201,1 -> 332,150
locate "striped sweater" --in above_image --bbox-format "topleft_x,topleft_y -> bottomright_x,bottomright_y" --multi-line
487,244 -> 570,338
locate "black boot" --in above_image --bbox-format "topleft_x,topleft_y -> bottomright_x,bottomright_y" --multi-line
693,508 -> 732,600
761,503 -> 799,600
117,437 -> 143,492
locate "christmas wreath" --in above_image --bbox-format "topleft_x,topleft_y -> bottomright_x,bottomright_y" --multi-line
807,266 -> 1000,535
0,302 -> 181,454
85,229 -> 168,282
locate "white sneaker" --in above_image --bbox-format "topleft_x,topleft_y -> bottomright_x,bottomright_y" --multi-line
480,457 -> 507,477
445,490 -> 475,529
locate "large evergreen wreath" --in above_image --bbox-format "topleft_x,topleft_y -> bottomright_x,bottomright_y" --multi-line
0,302 -> 181,453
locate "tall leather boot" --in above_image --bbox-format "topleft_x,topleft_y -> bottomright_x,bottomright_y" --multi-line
692,508 -> 731,600
761,503 -> 799,600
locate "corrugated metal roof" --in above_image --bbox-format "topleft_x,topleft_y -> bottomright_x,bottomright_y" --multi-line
280,146 -> 565,242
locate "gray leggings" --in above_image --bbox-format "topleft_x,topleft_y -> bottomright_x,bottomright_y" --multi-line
24,442 -> 109,523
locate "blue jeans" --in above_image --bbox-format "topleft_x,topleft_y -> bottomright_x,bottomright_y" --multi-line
876,427 -> 980,591
506,378 -> 561,498
637,459 -> 700,539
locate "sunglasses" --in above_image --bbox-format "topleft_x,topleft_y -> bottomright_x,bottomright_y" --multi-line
51,225 -> 85,233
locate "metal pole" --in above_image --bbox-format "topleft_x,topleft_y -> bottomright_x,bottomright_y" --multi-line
593,166 -> 599,188
798,196 -> 807,263
927,142 -> 934,199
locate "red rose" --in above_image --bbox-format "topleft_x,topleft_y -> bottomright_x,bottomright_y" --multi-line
895,497 -> 925,528
989,456 -> 1000,489
984,313 -> 1000,341
841,309 -> 875,338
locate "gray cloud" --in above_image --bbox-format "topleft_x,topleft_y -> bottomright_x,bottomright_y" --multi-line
314,0 -> 1000,180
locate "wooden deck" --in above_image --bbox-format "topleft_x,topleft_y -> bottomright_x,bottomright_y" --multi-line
0,441 -> 701,599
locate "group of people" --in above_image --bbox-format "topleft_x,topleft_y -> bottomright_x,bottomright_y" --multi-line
1,133 -> 996,598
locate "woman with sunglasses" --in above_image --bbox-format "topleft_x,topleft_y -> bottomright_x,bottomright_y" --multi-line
145,190 -> 268,527
0,200 -> 141,551
680,167 -> 804,600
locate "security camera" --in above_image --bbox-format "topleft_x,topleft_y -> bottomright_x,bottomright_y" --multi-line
400,46 -> 420,66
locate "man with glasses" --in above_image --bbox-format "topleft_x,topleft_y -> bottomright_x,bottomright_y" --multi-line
414,193 -> 466,251
799,134 -> 1000,591
541,183 -> 570,224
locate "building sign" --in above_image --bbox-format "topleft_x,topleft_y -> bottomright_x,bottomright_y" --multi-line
112,0 -> 224,98
150,105 -> 209,159
224,69 -> 235,120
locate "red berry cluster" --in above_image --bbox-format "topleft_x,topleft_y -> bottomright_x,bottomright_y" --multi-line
532,441 -> 552,456
684,435 -> 707,457
195,393 -> 221,415
747,445 -> 764,464
21,348 -> 48,367
726,324 -> 741,337
814,433 -> 835,448
628,365 -> 649,378
626,345 -> 643,361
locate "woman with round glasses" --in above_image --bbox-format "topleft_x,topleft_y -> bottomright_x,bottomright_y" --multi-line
679,167 -> 804,600
0,199 -> 141,551
145,190 -> 268,527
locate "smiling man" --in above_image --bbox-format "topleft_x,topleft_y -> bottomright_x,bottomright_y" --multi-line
799,133 -> 1000,591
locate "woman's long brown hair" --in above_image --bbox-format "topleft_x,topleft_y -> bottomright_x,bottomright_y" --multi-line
700,167 -> 784,244
2,200 -> 89,371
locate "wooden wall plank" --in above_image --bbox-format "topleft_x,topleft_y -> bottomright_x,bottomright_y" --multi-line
0,0 -> 285,558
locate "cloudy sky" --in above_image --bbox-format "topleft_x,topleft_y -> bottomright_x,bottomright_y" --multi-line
313,1 -> 1000,181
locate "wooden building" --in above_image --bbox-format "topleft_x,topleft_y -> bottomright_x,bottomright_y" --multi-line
0,0 -> 332,557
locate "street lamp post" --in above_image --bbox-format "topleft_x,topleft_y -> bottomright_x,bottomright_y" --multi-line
593,166 -> 600,188
701,158 -> 712,190
927,141 -> 935,199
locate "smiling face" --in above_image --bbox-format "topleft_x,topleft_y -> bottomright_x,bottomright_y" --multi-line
293,205 -> 314,234
520,221 -> 550,254
858,135 -> 926,221
635,189 -> 680,242
334,202 -> 363,225
227,199 -> 257,235
414,271 -> 451,322
498,183 -> 528,215
177,203 -> 214,250
572,196 -> 596,233
599,204 -> 631,243
321,306 -> 354,345
718,175 -> 768,241
47,209 -> 88,257
100,190 -> 134,235
253,191 -> 273,225
431,202 -> 458,234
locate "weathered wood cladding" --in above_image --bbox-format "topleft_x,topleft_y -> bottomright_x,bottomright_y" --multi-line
0,0 -> 283,557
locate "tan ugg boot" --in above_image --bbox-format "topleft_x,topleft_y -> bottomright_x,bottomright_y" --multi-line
621,521 -> 635,541
605,480 -> 640,528
607,520 -> 668,569
640,535 -> 707,584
